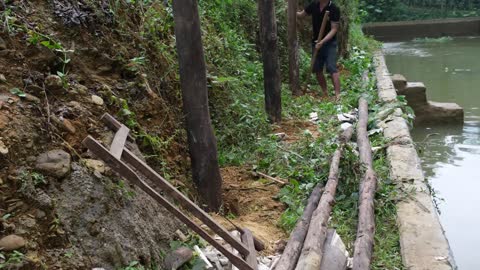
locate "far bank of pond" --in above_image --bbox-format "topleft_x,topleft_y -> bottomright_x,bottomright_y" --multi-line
384,37 -> 480,270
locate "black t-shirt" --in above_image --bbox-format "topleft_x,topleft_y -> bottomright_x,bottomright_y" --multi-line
305,1 -> 340,43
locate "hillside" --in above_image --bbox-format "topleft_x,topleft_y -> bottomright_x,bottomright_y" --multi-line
0,1 -> 402,269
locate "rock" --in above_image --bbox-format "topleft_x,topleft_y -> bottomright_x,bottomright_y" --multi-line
72,84 -> 88,95
35,150 -> 71,179
391,74 -> 407,91
0,140 -> 8,155
91,95 -> 104,106
62,119 -> 76,134
0,235 -> 26,251
45,75 -> 63,94
98,84 -> 112,96
24,93 -> 40,104
36,210 -> 46,219
0,74 -> 6,83
0,37 -> 6,50
163,247 -> 193,270
18,217 -> 36,229
84,159 -> 106,174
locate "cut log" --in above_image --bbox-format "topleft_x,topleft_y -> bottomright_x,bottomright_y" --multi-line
295,127 -> 354,270
274,183 -> 324,270
352,98 -> 378,270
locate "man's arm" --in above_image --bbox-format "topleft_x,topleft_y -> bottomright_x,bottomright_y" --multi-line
315,22 -> 339,48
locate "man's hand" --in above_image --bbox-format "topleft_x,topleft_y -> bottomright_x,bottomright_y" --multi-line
297,10 -> 306,18
315,40 -> 324,50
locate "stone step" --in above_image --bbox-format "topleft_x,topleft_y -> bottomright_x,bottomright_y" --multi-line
415,101 -> 464,124
391,74 -> 407,91
400,82 -> 428,107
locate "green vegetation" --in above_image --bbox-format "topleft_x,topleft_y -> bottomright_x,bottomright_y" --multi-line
361,0 -> 480,22
102,0 -> 401,267
0,251 -> 25,269
2,0 -> 404,268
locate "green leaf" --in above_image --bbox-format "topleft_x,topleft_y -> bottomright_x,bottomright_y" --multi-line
10,88 -> 26,98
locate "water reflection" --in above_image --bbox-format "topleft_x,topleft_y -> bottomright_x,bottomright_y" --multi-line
385,37 -> 480,270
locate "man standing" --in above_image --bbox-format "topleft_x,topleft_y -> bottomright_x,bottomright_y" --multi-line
297,0 -> 341,99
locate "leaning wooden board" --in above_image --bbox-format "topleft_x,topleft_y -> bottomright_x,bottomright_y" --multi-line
82,113 -> 257,270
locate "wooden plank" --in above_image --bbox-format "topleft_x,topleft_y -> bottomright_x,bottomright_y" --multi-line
241,228 -> 258,270
101,113 -> 134,141
100,113 -> 250,256
122,147 -> 249,256
82,136 -> 253,270
110,125 -> 130,159
320,229 -> 348,270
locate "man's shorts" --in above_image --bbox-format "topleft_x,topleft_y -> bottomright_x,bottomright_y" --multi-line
312,40 -> 338,74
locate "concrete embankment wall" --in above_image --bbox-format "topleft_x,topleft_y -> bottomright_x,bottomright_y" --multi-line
374,52 -> 456,270
364,17 -> 480,41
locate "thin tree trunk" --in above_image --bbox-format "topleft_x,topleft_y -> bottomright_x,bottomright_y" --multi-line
275,184 -> 324,270
259,0 -> 282,123
295,127 -> 354,270
172,0 -> 223,211
352,97 -> 378,270
287,0 -> 301,96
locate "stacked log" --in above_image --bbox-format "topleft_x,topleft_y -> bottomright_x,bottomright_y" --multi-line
352,98 -> 378,270
295,127 -> 354,270
275,184 -> 324,270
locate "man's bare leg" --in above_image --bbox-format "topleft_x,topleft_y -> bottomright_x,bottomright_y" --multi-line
331,72 -> 341,99
316,72 -> 328,98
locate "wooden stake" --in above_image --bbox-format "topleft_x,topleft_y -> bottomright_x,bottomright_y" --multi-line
352,98 -> 378,270
295,127 -> 354,270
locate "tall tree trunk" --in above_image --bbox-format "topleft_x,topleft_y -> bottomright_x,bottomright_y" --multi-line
259,0 -> 282,123
287,0 -> 301,96
172,0 -> 223,211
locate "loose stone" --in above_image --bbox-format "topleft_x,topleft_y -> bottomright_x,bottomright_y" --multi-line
0,235 -> 26,251
91,95 -> 104,106
35,150 -> 71,179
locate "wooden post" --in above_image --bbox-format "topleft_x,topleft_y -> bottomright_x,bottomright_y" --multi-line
352,98 -> 378,270
275,183 -> 324,270
258,0 -> 282,123
288,0 -> 301,96
172,0 -> 223,211
295,127 -> 354,270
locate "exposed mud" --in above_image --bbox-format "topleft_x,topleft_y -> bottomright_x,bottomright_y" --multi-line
215,167 -> 287,254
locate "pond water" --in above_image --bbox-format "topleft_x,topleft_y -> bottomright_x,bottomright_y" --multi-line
384,37 -> 480,270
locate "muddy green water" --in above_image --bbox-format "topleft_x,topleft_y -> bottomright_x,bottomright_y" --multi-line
384,37 -> 480,270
